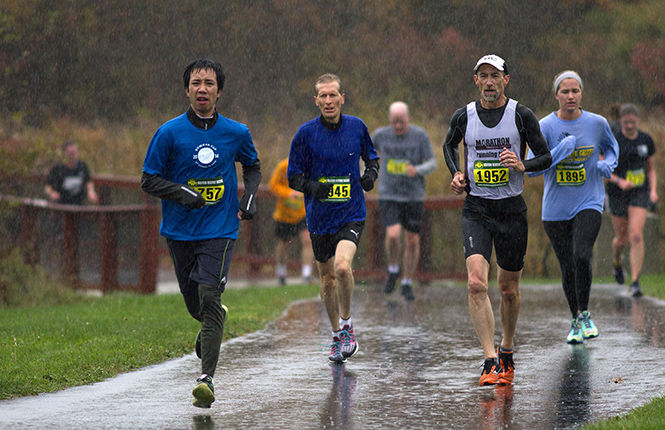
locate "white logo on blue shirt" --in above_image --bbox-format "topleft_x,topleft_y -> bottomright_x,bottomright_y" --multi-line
194,143 -> 219,168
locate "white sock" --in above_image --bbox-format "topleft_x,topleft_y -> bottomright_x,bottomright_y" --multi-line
276,264 -> 287,277
302,264 -> 312,278
339,317 -> 352,329
388,264 -> 400,274
401,278 -> 412,286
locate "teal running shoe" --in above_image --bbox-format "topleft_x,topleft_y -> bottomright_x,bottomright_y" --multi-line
339,325 -> 358,359
579,310 -> 599,339
329,336 -> 346,364
566,318 -> 584,344
192,375 -> 215,408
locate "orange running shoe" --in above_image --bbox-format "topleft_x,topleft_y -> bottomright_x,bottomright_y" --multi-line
497,346 -> 514,385
479,358 -> 501,386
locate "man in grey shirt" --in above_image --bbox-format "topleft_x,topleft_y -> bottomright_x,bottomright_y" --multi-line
373,101 -> 437,300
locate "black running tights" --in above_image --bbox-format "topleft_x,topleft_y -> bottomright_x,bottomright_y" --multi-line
183,283 -> 225,377
543,209 -> 602,318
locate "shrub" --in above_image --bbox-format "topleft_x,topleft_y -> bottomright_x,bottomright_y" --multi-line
0,248 -> 79,308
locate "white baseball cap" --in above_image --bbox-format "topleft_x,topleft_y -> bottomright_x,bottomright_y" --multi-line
474,54 -> 508,74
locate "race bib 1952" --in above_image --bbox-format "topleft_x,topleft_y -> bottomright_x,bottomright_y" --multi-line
473,161 -> 509,187
187,177 -> 225,204
318,176 -> 351,202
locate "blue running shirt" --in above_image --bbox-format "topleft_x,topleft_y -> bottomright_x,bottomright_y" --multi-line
142,113 -> 258,240
287,115 -> 379,234
534,110 -> 619,221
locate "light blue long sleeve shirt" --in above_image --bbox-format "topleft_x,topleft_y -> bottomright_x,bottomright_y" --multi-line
528,110 -> 619,221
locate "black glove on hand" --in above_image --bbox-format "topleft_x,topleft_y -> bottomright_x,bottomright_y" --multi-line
239,209 -> 254,220
180,186 -> 206,209
238,192 -> 256,220
360,159 -> 379,192
305,180 -> 334,200
360,174 -> 375,191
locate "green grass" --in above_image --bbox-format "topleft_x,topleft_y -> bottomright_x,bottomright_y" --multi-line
0,284 -> 317,399
584,397 -> 665,430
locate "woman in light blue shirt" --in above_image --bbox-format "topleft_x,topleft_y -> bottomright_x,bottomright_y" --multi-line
528,70 -> 619,344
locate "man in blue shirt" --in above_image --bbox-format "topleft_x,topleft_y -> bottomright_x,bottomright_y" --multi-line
141,58 -> 261,408
288,73 -> 379,364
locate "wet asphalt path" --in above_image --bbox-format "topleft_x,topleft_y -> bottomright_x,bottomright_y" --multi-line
1,282 -> 665,429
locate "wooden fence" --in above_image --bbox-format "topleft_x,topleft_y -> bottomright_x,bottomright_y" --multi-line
1,175 -> 467,293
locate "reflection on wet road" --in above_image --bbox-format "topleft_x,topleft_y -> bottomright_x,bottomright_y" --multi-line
1,283 -> 664,429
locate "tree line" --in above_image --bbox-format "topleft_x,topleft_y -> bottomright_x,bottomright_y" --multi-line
1,0 -> 664,130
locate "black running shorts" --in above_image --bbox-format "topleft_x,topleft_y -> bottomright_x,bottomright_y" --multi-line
606,185 -> 650,217
274,219 -> 307,240
461,195 -> 527,272
167,237 -> 235,293
378,200 -> 425,233
310,221 -> 365,263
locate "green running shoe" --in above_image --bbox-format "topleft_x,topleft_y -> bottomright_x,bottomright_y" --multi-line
566,318 -> 584,344
192,375 -> 215,408
579,310 -> 599,339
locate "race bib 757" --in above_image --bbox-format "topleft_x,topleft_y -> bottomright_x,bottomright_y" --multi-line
187,177 -> 225,204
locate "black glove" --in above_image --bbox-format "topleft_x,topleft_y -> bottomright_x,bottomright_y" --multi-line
239,209 -> 253,220
360,158 -> 379,192
305,180 -> 334,200
180,186 -> 206,209
141,173 -> 205,209
360,174 -> 375,191
238,192 -> 256,220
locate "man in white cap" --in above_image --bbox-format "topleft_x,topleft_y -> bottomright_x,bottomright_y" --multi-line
442,54 -> 551,386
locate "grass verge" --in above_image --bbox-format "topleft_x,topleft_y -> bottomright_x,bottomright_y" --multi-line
0,284 -> 317,399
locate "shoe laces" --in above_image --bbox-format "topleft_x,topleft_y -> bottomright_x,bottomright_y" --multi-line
570,319 -> 582,334
498,349 -> 514,370
339,325 -> 356,342
578,312 -> 593,330
481,358 -> 500,375
196,375 -> 214,391
339,329 -> 356,348
330,337 -> 342,354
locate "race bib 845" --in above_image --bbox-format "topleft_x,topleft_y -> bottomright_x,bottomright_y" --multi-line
318,176 -> 351,202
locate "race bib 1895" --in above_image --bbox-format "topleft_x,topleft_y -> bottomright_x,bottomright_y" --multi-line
556,164 -> 586,186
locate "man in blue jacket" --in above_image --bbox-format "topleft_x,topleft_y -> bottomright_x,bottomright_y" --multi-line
288,73 -> 379,364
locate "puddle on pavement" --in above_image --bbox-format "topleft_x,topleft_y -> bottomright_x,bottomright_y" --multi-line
1,283 -> 664,429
